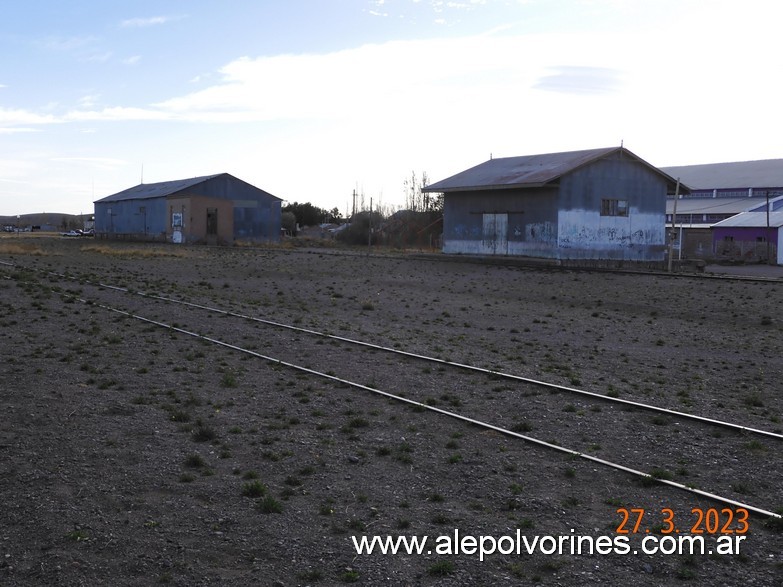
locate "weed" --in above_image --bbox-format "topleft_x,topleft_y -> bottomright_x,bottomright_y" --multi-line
191,423 -> 218,442
221,372 -> 238,388
511,421 -> 533,433
427,560 -> 455,576
65,529 -> 88,542
297,569 -> 323,581
340,570 -> 360,582
650,468 -> 673,481
258,495 -> 283,514
241,480 -> 267,498
183,454 -> 206,469
743,393 -> 764,408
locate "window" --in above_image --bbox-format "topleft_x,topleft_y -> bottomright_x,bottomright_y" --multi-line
601,199 -> 628,217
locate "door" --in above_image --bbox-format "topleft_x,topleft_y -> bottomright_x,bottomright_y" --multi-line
482,213 -> 508,255
206,208 -> 218,236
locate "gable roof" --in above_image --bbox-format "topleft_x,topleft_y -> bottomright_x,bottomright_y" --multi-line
666,197 -> 768,216
660,159 -> 783,190
423,147 -> 685,194
94,173 -> 281,204
95,174 -> 222,203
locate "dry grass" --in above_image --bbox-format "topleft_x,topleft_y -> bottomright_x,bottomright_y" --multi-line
0,242 -> 51,256
80,244 -> 191,258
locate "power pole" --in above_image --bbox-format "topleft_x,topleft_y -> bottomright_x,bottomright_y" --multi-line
766,190 -> 771,265
668,178 -> 680,273
368,197 -> 373,253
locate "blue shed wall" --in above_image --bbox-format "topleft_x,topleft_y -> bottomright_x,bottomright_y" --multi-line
179,175 -> 280,242
443,188 -> 559,255
556,154 -> 667,261
94,197 -> 167,239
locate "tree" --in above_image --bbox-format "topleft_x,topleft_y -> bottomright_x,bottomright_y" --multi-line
403,171 -> 435,212
281,211 -> 297,235
282,202 -> 330,227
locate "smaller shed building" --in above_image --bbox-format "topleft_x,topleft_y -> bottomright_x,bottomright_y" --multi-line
94,173 -> 282,244
423,147 -> 684,261
712,196 -> 783,264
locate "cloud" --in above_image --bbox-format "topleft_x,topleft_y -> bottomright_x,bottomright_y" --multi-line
534,66 -> 623,95
120,16 -> 180,28
78,94 -> 101,108
0,107 -> 59,126
123,55 -> 141,65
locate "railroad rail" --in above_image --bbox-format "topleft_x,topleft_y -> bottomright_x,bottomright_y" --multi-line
2,257 -> 781,521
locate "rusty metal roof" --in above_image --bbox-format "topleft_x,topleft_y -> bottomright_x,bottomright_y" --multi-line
424,146 -> 683,194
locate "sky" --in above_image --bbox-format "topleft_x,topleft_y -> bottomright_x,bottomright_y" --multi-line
2,0 -> 783,216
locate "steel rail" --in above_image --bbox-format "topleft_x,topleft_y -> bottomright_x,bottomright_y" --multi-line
69,292 -> 782,521
2,258 -> 782,441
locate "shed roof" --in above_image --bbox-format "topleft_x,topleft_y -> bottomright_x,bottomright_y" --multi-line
423,146 -> 685,194
95,173 -> 280,203
660,159 -> 783,190
712,211 -> 783,229
666,197 -> 767,215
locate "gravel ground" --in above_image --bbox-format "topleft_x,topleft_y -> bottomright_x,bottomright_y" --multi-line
1,236 -> 781,586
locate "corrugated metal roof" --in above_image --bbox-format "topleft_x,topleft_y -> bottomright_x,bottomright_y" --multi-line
424,146 -> 684,193
666,197 -> 767,215
661,159 -> 783,190
95,174 -> 224,203
713,210 -> 783,228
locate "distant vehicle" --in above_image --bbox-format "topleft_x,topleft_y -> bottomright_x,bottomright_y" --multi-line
61,230 -> 83,237
83,228 -> 95,237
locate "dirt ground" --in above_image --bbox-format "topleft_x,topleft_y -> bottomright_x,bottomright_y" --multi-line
1,236 -> 781,586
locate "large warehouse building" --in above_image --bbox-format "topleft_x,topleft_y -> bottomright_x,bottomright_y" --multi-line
94,173 -> 282,244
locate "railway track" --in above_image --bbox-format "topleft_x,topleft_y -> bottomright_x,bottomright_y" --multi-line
3,257 -> 781,521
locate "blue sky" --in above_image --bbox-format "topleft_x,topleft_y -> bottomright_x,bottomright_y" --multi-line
2,0 -> 782,216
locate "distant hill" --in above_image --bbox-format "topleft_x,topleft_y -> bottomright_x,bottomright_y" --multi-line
0,213 -> 92,231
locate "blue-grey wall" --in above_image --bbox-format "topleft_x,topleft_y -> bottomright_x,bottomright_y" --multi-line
443,187 -> 558,255
556,154 -> 667,261
442,153 -> 667,260
94,198 -> 167,238
187,175 -> 281,242
94,174 -> 281,242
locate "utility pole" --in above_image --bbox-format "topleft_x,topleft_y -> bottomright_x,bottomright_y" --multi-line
352,189 -> 357,219
368,197 -> 373,253
668,178 -> 680,273
765,190 -> 772,265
